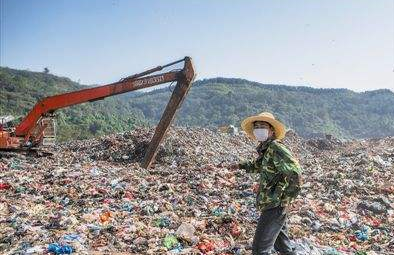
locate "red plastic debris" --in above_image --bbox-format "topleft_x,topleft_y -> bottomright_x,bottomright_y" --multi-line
230,222 -> 241,237
0,183 -> 11,190
197,240 -> 215,253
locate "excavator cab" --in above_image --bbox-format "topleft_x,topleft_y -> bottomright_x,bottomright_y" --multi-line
26,115 -> 57,147
40,116 -> 56,146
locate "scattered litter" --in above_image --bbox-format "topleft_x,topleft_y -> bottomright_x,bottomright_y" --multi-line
0,127 -> 393,254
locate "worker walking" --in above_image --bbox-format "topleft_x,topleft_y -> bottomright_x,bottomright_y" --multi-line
230,112 -> 302,255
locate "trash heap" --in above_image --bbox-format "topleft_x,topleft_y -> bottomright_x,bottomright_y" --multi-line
0,127 -> 393,255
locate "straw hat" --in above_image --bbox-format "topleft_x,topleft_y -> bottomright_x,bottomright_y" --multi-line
241,112 -> 286,140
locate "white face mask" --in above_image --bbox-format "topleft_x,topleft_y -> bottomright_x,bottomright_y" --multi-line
253,128 -> 269,141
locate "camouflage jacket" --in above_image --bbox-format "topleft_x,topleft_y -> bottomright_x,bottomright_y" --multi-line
239,139 -> 302,211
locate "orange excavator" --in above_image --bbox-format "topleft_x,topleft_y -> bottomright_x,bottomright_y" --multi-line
0,57 -> 196,168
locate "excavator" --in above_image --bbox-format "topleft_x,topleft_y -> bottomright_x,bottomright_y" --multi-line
0,57 -> 196,168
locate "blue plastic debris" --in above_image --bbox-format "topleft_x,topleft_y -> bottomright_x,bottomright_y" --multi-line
211,207 -> 224,217
355,226 -> 369,241
47,243 -> 73,254
121,203 -> 133,212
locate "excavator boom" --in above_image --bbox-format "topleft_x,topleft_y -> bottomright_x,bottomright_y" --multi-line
15,71 -> 179,136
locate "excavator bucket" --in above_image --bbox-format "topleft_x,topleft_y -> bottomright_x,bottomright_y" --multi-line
142,57 -> 195,168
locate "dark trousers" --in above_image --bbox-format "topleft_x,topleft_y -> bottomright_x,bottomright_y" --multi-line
252,206 -> 297,255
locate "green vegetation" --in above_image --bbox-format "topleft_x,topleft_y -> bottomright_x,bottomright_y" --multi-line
127,78 -> 394,138
1,68 -> 393,140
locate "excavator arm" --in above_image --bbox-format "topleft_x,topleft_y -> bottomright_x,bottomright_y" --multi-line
1,57 -> 196,168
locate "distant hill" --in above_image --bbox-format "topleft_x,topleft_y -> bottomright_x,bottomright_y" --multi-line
133,78 -> 394,139
1,67 -> 393,140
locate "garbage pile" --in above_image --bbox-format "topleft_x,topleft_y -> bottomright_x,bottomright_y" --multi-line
0,127 -> 393,255
61,127 -> 256,166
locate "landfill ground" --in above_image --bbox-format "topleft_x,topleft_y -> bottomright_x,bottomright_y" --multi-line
0,127 -> 393,255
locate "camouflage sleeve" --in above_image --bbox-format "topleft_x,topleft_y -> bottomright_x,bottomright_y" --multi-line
239,160 -> 260,173
271,142 -> 302,201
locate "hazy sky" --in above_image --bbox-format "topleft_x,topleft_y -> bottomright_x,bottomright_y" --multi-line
1,0 -> 393,91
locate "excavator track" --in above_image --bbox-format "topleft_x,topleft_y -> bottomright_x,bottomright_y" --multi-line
0,148 -> 53,158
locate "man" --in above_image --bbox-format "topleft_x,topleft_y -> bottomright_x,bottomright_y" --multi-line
230,112 -> 302,255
